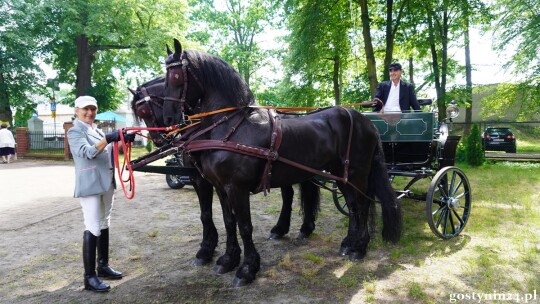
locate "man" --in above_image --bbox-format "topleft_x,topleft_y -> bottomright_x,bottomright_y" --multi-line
372,62 -> 420,113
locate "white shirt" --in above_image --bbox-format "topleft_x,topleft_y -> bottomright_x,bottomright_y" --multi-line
0,128 -> 16,148
384,81 -> 401,112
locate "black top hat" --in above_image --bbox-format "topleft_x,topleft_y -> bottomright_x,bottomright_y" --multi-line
388,63 -> 402,70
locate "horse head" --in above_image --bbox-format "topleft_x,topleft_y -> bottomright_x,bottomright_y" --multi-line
163,38 -> 257,126
129,76 -> 168,146
163,39 -> 203,126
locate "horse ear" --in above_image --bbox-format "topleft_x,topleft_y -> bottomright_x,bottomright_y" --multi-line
173,38 -> 182,55
128,88 -> 136,95
166,44 -> 172,56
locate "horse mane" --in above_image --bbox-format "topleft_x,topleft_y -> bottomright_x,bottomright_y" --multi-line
184,50 -> 256,107
138,75 -> 165,89
131,76 -> 166,110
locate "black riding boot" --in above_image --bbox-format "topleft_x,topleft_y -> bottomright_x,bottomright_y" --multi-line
97,229 -> 123,279
83,231 -> 110,292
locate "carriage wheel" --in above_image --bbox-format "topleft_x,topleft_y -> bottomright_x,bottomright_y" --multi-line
426,166 -> 471,239
166,174 -> 186,189
165,155 -> 186,189
331,181 -> 349,216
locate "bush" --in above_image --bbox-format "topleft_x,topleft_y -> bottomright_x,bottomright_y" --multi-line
145,139 -> 153,152
465,124 -> 484,166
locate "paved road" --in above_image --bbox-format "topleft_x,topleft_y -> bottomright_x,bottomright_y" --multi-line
0,159 -> 77,230
485,152 -> 540,161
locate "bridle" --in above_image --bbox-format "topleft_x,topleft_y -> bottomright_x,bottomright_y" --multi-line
164,51 -> 204,123
134,85 -> 165,128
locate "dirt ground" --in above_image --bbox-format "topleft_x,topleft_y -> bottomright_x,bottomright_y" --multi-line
0,159 -> 536,304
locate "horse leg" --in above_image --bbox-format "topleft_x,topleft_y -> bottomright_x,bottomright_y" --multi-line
213,189 -> 242,275
191,175 -> 218,266
229,189 -> 260,287
341,182 -> 371,261
268,185 -> 294,240
298,180 -> 320,240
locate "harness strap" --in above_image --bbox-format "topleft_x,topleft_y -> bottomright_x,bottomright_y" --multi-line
342,108 -> 355,183
182,110 -> 243,148
184,140 -> 349,187
256,109 -> 283,194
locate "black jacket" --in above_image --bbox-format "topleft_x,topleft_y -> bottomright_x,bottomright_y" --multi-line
373,80 -> 420,112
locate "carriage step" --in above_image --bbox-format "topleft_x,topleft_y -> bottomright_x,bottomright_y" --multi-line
396,190 -> 412,199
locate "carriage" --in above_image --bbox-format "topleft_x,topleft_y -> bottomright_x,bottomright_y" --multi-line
125,39 -> 470,286
330,102 -> 471,240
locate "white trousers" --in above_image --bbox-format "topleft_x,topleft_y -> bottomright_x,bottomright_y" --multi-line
79,184 -> 115,237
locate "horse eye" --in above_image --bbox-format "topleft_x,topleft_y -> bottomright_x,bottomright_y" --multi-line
136,103 -> 152,118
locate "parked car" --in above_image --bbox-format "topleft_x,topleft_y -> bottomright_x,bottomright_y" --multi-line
482,127 -> 516,153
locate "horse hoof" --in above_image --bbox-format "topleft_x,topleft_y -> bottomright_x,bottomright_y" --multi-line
339,246 -> 351,256
348,251 -> 365,261
296,232 -> 309,240
213,265 -> 232,274
232,276 -> 250,287
268,233 -> 283,240
193,258 -> 210,266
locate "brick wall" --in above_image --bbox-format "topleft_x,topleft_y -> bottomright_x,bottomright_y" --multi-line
15,127 -> 29,157
63,122 -> 73,160
16,124 -> 73,160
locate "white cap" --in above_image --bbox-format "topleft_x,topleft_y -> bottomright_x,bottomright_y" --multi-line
74,96 -> 98,109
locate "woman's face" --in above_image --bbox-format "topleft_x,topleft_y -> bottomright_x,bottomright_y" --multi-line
75,106 -> 97,125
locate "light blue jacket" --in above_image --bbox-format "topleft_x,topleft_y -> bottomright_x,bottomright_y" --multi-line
67,119 -> 114,198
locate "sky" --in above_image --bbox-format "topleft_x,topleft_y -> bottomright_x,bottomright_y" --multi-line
453,28 -> 515,86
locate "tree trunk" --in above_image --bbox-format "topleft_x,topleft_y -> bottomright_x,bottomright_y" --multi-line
408,56 -> 414,85
0,70 -> 13,127
464,4 -> 473,136
76,35 -> 94,97
383,0 -> 394,82
357,0 -> 378,96
333,55 -> 341,105
427,6 -> 443,120
439,9 -> 449,120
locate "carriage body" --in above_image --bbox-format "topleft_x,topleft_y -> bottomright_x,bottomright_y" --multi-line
360,111 -> 471,239
363,111 -> 460,171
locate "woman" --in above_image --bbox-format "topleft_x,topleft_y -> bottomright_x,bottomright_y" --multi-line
67,96 -> 134,292
0,123 -> 16,164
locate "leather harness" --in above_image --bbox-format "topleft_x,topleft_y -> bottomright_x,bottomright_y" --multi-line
161,51 -> 357,194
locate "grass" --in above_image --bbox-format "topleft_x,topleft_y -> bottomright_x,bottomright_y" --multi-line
310,161 -> 539,302
517,138 -> 540,153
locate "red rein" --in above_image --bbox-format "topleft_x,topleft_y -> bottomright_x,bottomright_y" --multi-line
112,126 -> 172,199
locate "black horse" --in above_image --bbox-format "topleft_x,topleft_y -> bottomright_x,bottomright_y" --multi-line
129,77 -> 321,266
161,38 -> 402,286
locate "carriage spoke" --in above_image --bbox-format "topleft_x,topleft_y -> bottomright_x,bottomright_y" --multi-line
432,204 -> 444,217
454,191 -> 467,200
448,208 -> 456,235
435,207 -> 447,228
449,171 -> 457,196
442,208 -> 449,235
449,178 -> 463,197
437,183 -> 449,198
451,208 -> 465,226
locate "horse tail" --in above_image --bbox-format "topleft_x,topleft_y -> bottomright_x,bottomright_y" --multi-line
299,180 -> 320,235
370,140 -> 402,243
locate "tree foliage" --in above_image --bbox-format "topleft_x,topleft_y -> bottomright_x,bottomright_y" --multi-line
43,0 -> 189,110
189,0 -> 276,87
282,0 -> 352,106
487,0 -> 540,119
0,0 -> 50,126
